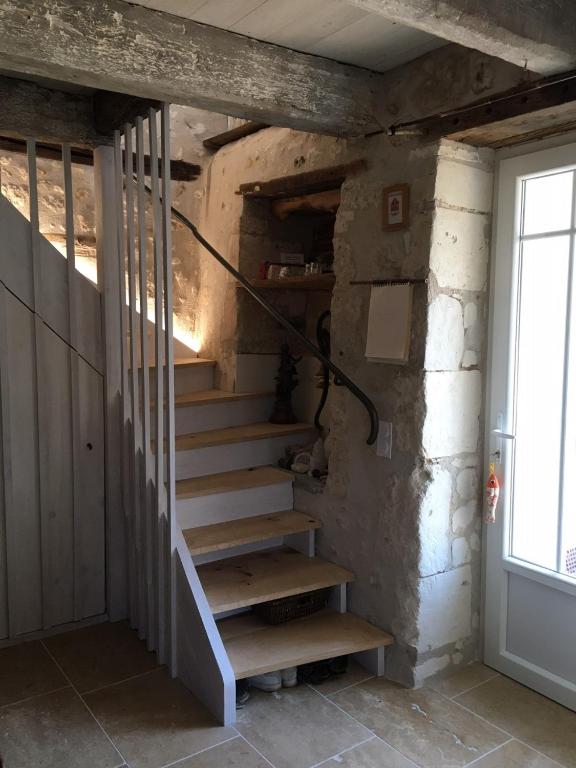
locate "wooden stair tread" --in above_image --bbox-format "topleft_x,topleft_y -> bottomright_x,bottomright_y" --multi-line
175,422 -> 314,452
176,466 -> 293,500
146,357 -> 216,370
197,547 -> 354,613
183,510 -> 320,556
219,610 -> 394,679
175,389 -> 273,408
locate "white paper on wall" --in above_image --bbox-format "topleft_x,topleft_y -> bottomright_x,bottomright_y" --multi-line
365,283 -> 413,363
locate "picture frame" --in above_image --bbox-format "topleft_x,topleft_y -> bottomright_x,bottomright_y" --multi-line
383,183 -> 410,231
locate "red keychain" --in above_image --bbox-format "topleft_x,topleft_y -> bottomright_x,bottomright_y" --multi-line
485,462 -> 500,524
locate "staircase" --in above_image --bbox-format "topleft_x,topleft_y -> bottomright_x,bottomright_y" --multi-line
170,355 -> 394,692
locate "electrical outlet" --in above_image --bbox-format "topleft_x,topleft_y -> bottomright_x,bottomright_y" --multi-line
376,420 -> 393,459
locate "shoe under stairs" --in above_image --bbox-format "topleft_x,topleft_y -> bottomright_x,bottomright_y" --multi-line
170,356 -> 394,686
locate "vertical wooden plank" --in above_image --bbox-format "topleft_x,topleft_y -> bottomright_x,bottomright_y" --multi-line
160,103 -> 177,674
62,143 -> 76,347
75,356 -> 106,619
136,116 -> 155,649
149,108 -> 167,662
124,123 -> 146,638
26,140 -> 41,312
0,287 -> 42,636
26,141 -> 50,631
36,321 -> 75,628
0,288 -> 10,640
94,145 -> 127,622
114,130 -> 137,627
62,142 -> 83,622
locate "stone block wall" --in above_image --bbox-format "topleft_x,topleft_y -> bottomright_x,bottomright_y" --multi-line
414,141 -> 495,683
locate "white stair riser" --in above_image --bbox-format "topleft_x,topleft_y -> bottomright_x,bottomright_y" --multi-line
193,538 -> 285,565
173,396 -> 274,436
175,432 -> 315,480
148,365 -> 215,397
177,481 -> 294,528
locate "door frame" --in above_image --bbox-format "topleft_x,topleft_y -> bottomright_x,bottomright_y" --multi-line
483,131 -> 576,710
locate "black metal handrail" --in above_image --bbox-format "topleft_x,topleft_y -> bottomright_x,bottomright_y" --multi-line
147,188 -> 379,444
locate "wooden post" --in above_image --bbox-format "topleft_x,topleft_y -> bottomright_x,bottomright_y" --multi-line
94,145 -> 127,622
160,104 -> 177,674
135,116 -> 155,650
149,109 -> 167,663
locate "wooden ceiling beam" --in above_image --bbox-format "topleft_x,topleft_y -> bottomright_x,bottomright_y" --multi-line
0,75 -> 108,147
346,0 -> 576,75
0,0 -> 382,137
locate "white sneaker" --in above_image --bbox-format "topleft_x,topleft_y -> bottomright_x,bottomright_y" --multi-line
281,667 -> 297,688
248,670 -> 282,692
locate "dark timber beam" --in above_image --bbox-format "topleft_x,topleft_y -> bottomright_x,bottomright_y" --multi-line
346,0 -> 576,75
0,137 -> 201,181
0,0 -> 382,137
0,75 -> 108,147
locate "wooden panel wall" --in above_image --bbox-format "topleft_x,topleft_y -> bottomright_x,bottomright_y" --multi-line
0,153 -> 106,640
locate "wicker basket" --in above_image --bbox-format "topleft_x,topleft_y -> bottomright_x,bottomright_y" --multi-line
254,588 -> 330,625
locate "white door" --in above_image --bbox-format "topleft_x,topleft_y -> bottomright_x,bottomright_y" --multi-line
485,141 -> 576,710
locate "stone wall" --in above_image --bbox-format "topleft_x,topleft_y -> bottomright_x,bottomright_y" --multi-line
415,141 -> 495,683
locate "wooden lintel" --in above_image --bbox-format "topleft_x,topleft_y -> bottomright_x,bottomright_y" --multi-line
203,122 -> 268,150
0,136 -> 201,182
0,74 -> 107,147
237,160 -> 367,200
93,92 -> 162,135
0,0 -> 382,137
388,72 -> 576,148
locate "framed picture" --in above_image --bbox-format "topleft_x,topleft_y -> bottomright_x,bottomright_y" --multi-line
383,183 -> 410,231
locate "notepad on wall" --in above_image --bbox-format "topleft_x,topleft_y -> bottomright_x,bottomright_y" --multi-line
365,283 -> 413,363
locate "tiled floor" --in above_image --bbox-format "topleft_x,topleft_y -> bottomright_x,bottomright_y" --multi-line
0,622 -> 575,768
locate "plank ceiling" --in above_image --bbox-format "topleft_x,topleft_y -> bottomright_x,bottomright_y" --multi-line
126,0 -> 445,72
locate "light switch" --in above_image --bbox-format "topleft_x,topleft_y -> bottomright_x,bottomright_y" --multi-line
376,421 -> 393,459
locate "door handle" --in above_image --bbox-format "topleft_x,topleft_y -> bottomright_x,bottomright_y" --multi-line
491,428 -> 516,441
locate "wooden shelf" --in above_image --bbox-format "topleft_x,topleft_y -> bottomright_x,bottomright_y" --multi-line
239,274 -> 335,292
197,547 -> 353,613
183,510 -> 320,556
176,466 -> 293,501
174,421 -> 314,453
219,610 -> 394,679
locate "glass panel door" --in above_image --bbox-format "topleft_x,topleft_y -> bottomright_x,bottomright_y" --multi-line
511,170 -> 576,577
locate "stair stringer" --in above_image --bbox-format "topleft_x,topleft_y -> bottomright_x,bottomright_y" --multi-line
174,528 -> 236,725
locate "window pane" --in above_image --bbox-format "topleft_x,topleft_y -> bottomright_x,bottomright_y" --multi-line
511,235 -> 570,570
522,172 -> 574,236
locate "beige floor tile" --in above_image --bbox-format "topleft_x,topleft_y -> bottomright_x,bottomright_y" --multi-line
317,736 -> 418,767
44,620 -> 158,693
468,739 -> 564,767
235,685 -> 372,768
331,678 -> 507,768
85,668 -> 235,768
0,640 -> 68,707
456,676 -> 576,768
309,660 -> 374,696
0,687 -> 122,768
175,737 -> 270,767
430,663 -> 499,699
